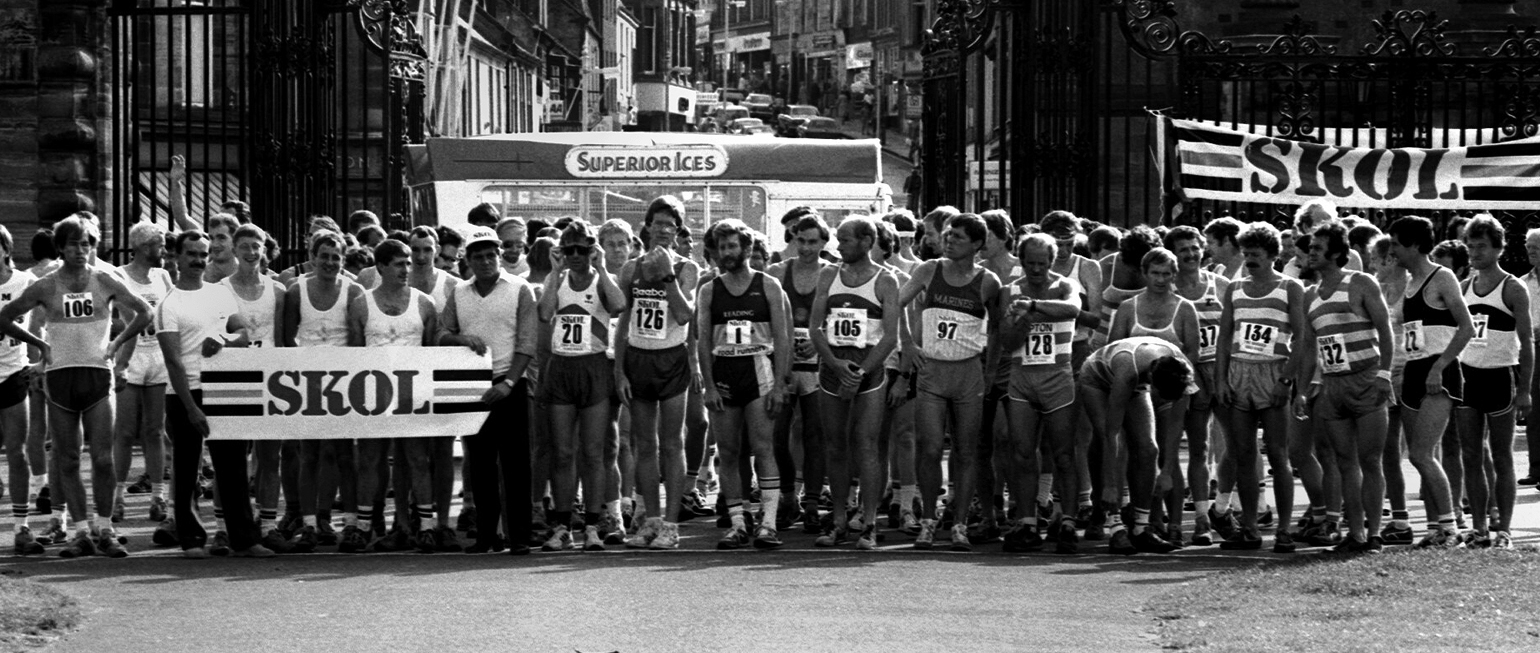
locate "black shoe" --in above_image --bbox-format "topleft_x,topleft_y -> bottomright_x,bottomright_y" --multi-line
800,504 -> 821,535
1107,529 -> 1136,555
1132,529 -> 1180,553
1219,530 -> 1263,550
1519,475 -> 1539,486
465,538 -> 506,554
33,486 -> 49,516
506,543 -> 531,556
1054,520 -> 1079,554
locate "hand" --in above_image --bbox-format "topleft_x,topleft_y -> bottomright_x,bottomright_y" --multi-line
1516,388 -> 1533,414
113,367 -> 127,393
590,246 -> 606,270
765,384 -> 787,416
886,374 -> 910,408
615,374 -> 633,407
480,382 -> 512,405
1291,389 -> 1313,421
1213,382 -> 1232,408
1424,365 -> 1444,397
105,340 -> 122,364
201,336 -> 224,358
691,368 -> 704,395
794,339 -> 816,359
837,360 -> 864,388
904,345 -> 927,375
188,405 -> 210,438
170,155 -> 186,184
461,335 -> 488,357
36,343 -> 51,368
27,364 -> 44,392
704,386 -> 726,413
1375,376 -> 1395,407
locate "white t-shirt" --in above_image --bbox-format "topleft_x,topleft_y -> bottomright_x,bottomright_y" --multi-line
154,283 -> 240,394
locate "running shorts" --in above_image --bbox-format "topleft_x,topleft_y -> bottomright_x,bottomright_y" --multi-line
1401,356 -> 1463,410
0,368 -> 26,410
541,353 -> 614,409
46,368 -> 111,413
1226,358 -> 1289,412
818,346 -> 884,396
1458,365 -> 1514,416
916,357 -> 986,402
1318,366 -> 1390,420
1008,365 -> 1075,413
713,354 -> 776,408
623,345 -> 690,402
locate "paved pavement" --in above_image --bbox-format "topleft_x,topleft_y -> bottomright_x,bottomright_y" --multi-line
6,440 -> 1540,651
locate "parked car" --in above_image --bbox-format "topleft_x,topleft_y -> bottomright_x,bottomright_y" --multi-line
727,117 -> 775,136
743,93 -> 775,121
718,88 -> 747,106
797,116 -> 845,139
714,104 -> 750,131
775,104 -> 821,136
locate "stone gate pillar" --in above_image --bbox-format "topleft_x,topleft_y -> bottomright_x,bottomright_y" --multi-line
35,0 -> 108,247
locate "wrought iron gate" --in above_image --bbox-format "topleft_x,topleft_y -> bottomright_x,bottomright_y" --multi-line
108,0 -> 426,263
921,2 -> 1540,265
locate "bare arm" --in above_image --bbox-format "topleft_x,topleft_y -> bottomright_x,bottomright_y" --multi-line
695,282 -> 721,410
1079,256 -> 1104,330
507,284 -> 538,383
346,294 -> 367,348
1508,278 -> 1534,412
898,260 -> 937,308
280,280 -> 301,348
1428,268 -> 1474,378
169,155 -> 199,232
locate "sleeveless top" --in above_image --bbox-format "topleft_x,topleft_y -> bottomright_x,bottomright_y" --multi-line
1380,273 -> 1408,373
1009,281 -> 1073,369
824,266 -> 886,350
1128,294 -> 1182,347
48,271 -> 112,370
1308,271 -> 1379,376
1062,256 -> 1092,343
551,270 -> 610,357
1094,259 -> 1142,348
1186,273 -> 1222,364
783,261 -> 821,371
363,289 -> 427,347
1229,278 -> 1292,362
118,266 -> 172,363
1401,272 -> 1458,362
295,276 -> 354,347
627,261 -> 690,351
710,272 -> 775,357
1459,273 -> 1520,369
883,265 -> 910,371
920,264 -> 989,361
221,276 -> 283,349
0,271 -> 35,378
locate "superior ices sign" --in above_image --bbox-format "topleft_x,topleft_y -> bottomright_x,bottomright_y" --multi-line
565,145 -> 729,178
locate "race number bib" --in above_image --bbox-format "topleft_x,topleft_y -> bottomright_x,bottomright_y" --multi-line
934,319 -> 961,342
633,298 -> 668,340
1469,314 -> 1489,346
725,320 -> 754,346
554,314 -> 590,355
1403,320 -> 1424,355
1237,322 -> 1277,355
1198,324 -> 1218,360
1018,323 -> 1056,365
62,293 -> 94,320
138,297 -> 160,343
1317,334 -> 1349,374
827,307 -> 867,348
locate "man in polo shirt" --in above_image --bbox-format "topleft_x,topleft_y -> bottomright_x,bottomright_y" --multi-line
438,227 -> 539,554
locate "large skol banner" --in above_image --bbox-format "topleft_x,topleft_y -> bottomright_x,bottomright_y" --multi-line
199,347 -> 493,440
1168,118 -> 1540,210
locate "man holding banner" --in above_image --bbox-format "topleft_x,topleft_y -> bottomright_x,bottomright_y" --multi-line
438,227 -> 538,554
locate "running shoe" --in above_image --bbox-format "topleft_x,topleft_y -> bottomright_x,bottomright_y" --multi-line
680,489 -> 713,520
529,503 -> 548,533
336,525 -> 367,553
1211,508 -> 1241,541
1074,505 -> 1094,530
1165,526 -> 1187,549
232,544 -> 276,558
1379,522 -> 1414,545
899,510 -> 921,536
12,526 -> 43,555
1304,521 -> 1342,547
582,525 -> 605,552
436,527 -> 463,552
912,519 -> 936,550
1054,520 -> 1079,554
1415,528 -> 1457,549
626,518 -> 660,549
598,512 -> 626,546
1107,529 -> 1136,555
1036,501 -> 1056,526
374,525 -> 412,552
1458,530 -> 1492,549
1491,531 -> 1513,550
541,526 -> 574,552
111,496 -> 125,523
847,508 -> 865,533
149,496 -> 169,524
1002,524 -> 1044,553
775,497 -> 796,532
752,525 -> 783,550
1519,475 -> 1539,486
464,537 -> 506,554
716,527 -> 749,550
260,528 -> 291,554
968,519 -> 1001,544
814,527 -> 848,548
800,503 -> 821,535
1190,514 -> 1214,547
152,518 -> 178,547
290,525 -> 320,554
1363,535 -> 1385,554
126,473 -> 153,494
855,526 -> 878,551
315,520 -> 338,546
948,523 -> 972,552
42,517 -> 66,546
182,546 -> 210,559
58,532 -> 94,558
414,526 -> 439,553
456,507 -> 477,533
1327,535 -> 1369,555
1084,519 -> 1106,542
1132,529 -> 1180,554
649,522 -> 680,550
1257,507 -> 1274,527
33,486 -> 48,516
1272,530 -> 1297,554
276,511 -> 304,537
210,531 -> 232,557
1219,529 -> 1263,551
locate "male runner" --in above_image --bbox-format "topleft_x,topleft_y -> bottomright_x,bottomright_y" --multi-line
1165,226 -> 1228,545
614,197 -> 699,549
765,210 -> 831,532
1213,222 -> 1305,552
0,217 -> 149,558
898,213 -> 1003,551
1202,217 -> 1246,280
112,221 -> 174,527
202,213 -> 240,283
809,217 -> 900,550
406,227 -> 461,549
0,226 -> 42,554
1298,221 -> 1397,553
697,219 -> 791,550
975,209 -> 1019,537
1041,210 -> 1103,528
1454,215 -> 1530,549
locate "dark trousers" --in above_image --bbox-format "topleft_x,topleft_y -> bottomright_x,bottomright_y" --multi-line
169,391 -> 259,551
467,380 -> 532,547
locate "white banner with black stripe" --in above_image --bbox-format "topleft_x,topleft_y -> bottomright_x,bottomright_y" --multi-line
199,347 -> 493,440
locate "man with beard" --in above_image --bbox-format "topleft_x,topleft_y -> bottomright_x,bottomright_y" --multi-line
697,219 -> 792,550
111,222 -> 174,526
765,210 -> 831,532
614,197 -> 700,549
809,217 -> 900,550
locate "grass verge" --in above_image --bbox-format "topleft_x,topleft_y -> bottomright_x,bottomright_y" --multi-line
1148,547 -> 1540,652
0,574 -> 79,651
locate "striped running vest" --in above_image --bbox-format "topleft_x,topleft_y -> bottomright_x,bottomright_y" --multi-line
1186,273 -> 1222,363
710,272 -> 775,357
1401,271 -> 1458,362
1308,271 -> 1380,376
1459,273 -> 1519,369
551,270 -> 611,357
824,265 -> 886,350
1229,278 -> 1292,362
1009,281 -> 1073,368
783,260 -> 823,371
1094,259 -> 1142,348
920,264 -> 989,361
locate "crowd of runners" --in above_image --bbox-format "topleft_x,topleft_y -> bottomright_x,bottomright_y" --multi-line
2,182 -> 1534,558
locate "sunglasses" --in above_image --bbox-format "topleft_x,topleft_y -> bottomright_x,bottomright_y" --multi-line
562,245 -> 593,256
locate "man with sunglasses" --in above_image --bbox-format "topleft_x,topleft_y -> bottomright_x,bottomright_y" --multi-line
537,223 -> 626,551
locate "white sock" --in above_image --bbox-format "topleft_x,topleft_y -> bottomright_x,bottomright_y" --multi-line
761,489 -> 781,528
303,514 -> 317,528
606,499 -> 622,519
115,482 -> 128,502
898,484 -> 919,514
152,483 -> 166,500
1195,500 -> 1211,518
343,512 -> 359,528
1038,474 -> 1055,505
1214,492 -> 1231,514
216,517 -> 227,533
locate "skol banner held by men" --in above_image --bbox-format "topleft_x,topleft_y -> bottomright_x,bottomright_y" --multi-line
199,348 -> 492,440
1166,117 -> 1540,210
